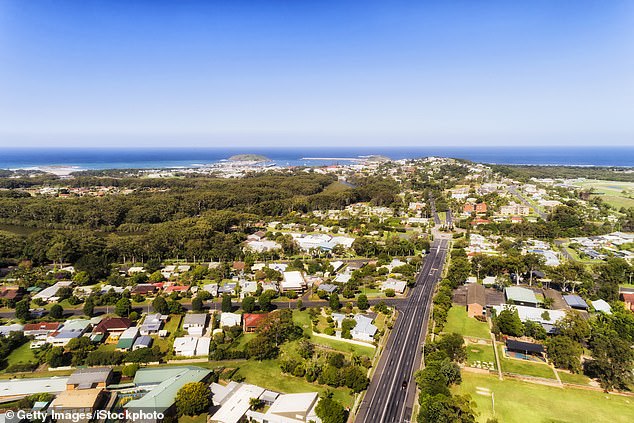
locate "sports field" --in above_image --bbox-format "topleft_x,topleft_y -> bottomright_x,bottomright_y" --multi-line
455,372 -> 633,423
573,180 -> 634,209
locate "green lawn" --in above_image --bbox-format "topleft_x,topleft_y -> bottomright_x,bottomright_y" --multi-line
5,342 -> 37,367
557,371 -> 591,386
292,310 -> 375,358
497,345 -> 556,379
573,180 -> 634,209
205,359 -> 354,407
466,343 -> 496,369
444,306 -> 491,339
454,372 -> 633,423
178,414 -> 208,423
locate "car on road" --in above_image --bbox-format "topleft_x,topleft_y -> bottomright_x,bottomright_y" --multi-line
401,380 -> 408,389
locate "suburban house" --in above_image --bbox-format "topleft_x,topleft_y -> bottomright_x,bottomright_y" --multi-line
466,283 -> 486,318
219,312 -> 242,328
173,336 -> 211,357
211,382 -> 321,423
563,294 -> 588,310
504,287 -> 540,307
492,304 -> 566,333
591,299 -> 612,314
317,283 -> 338,294
91,317 -> 131,343
381,278 -> 407,294
0,323 -> 23,336
131,283 -> 158,296
24,322 -> 62,339
139,313 -> 164,335
621,293 -> 634,312
281,271 -> 306,293
47,319 -> 92,346
182,313 -> 208,337
116,326 -> 139,351
351,314 -> 378,342
132,335 -> 153,350
0,286 -> 23,304
243,313 -> 269,333
32,281 -> 73,303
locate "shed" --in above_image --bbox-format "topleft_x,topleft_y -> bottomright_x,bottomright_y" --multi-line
563,294 -> 588,310
505,339 -> 545,356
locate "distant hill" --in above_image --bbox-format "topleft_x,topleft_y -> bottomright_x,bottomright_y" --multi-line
228,154 -> 270,162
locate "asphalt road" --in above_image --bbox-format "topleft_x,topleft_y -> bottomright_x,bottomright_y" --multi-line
356,237 -> 450,423
508,185 -> 548,221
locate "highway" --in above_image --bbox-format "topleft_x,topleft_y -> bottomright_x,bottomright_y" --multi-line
356,237 -> 450,423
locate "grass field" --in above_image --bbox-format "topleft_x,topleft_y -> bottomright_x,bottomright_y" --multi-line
466,343 -> 496,369
4,342 -> 37,367
293,310 -> 376,358
455,372 -> 633,423
203,359 -> 354,407
497,345 -> 555,379
557,370 -> 591,386
444,306 -> 491,339
574,180 -> 634,209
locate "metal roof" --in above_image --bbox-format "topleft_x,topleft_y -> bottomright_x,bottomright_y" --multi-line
563,294 -> 588,309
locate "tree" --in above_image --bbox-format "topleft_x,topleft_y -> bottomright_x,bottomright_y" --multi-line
555,311 -> 590,343
242,296 -> 256,313
433,333 -> 467,363
587,332 -> 634,390
296,298 -> 303,310
384,288 -> 396,297
192,296 -> 203,312
218,293 -> 232,312
115,298 -> 131,317
152,296 -> 169,315
175,382 -> 211,416
315,393 -> 347,423
329,293 -> 341,311
49,304 -> 64,319
418,394 -> 477,423
357,294 -> 369,311
258,292 -> 272,312
122,363 -> 139,377
494,308 -> 524,337
46,346 -> 68,368
15,299 -> 31,322
245,336 -> 278,360
546,336 -> 582,373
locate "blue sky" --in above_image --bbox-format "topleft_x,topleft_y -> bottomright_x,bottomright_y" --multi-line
0,0 -> 633,147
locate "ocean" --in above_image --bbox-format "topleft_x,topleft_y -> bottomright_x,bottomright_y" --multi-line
0,146 -> 633,170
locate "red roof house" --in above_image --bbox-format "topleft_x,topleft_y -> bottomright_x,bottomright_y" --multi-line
243,313 -> 269,333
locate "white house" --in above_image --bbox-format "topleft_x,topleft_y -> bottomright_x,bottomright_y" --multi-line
220,312 -> 242,328
33,281 -> 73,303
182,314 -> 208,337
173,336 -> 211,357
281,271 -> 306,293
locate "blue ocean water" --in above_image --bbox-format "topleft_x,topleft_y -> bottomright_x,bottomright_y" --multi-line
0,146 -> 632,170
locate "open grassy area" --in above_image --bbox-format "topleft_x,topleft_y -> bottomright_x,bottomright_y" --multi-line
292,310 -> 376,358
444,306 -> 491,339
497,345 -> 555,379
574,180 -> 634,209
178,414 -> 208,423
466,343 -> 496,369
557,370 -> 591,386
454,372 -> 633,423
204,359 -> 354,407
5,342 -> 37,367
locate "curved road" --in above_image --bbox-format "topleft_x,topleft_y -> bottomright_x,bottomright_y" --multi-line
356,237 -> 450,423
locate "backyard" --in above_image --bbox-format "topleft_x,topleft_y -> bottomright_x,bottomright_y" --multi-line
497,345 -> 556,379
443,305 -> 491,339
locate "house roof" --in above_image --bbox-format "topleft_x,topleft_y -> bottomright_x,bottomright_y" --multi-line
67,367 -> 112,388
591,299 -> 612,314
243,313 -> 269,329
210,383 -> 266,423
93,317 -> 131,333
506,339 -> 544,354
183,313 -> 208,327
563,294 -> 588,309
24,322 -> 61,332
268,392 -> 318,414
505,287 -> 539,304
467,283 -> 486,306
133,335 -> 153,349
51,388 -> 103,409
126,366 -> 211,412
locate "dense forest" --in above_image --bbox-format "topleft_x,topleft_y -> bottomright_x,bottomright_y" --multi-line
0,172 -> 399,271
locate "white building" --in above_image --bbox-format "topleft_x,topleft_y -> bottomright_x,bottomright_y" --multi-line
173,336 -> 211,357
281,271 -> 306,293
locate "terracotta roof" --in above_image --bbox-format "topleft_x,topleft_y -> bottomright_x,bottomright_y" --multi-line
233,261 -> 246,270
24,322 -> 61,331
243,313 -> 269,329
93,317 -> 131,334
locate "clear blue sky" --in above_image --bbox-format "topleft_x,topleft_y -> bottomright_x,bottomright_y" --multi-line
0,0 -> 633,147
